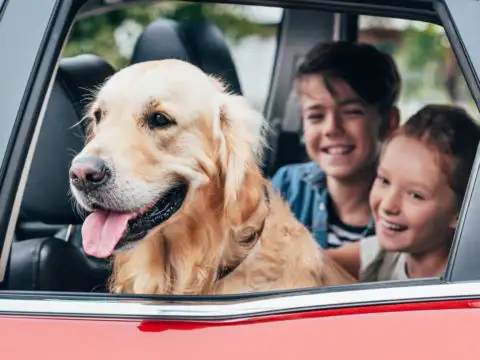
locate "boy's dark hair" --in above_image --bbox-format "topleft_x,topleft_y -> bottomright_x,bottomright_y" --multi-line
295,41 -> 401,115
388,104 -> 480,206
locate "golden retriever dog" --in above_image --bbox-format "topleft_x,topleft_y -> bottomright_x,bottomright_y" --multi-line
69,59 -> 356,295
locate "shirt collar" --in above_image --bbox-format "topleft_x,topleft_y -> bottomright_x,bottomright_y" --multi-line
300,162 -> 376,232
300,162 -> 326,188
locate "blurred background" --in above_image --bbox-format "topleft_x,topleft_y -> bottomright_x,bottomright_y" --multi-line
64,1 -> 477,121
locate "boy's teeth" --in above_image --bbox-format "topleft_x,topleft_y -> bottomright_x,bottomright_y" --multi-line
327,146 -> 351,155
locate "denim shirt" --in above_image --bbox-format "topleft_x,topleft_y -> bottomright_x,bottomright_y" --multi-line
271,161 -> 375,249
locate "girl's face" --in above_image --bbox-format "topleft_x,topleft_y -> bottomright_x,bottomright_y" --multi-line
369,135 -> 459,254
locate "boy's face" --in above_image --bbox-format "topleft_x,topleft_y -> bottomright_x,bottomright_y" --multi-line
300,75 -> 390,181
369,135 -> 458,254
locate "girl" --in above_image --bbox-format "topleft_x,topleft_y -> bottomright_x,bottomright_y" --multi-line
327,104 -> 480,281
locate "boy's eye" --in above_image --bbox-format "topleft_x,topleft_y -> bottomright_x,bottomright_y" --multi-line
343,108 -> 364,116
307,113 -> 325,122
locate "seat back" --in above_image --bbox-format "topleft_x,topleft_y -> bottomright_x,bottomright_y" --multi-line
20,54 -> 114,226
131,19 -> 242,95
8,54 -> 115,291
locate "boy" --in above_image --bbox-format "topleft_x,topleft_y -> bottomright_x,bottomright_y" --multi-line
272,41 -> 401,249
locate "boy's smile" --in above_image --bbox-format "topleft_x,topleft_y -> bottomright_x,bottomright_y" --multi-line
300,75 -> 385,182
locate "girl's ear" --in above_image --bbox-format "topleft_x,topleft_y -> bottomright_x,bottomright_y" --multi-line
449,212 -> 459,230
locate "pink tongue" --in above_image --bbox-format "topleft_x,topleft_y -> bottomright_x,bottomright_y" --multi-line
82,211 -> 134,258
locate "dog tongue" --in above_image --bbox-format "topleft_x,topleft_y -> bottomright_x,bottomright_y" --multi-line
82,211 -> 133,258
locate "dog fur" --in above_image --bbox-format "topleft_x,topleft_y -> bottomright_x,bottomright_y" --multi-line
71,59 -> 356,295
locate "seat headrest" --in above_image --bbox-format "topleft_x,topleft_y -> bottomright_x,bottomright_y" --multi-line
131,19 -> 242,95
20,54 -> 115,225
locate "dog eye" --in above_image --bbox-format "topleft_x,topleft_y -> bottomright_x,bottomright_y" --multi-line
93,109 -> 102,124
147,112 -> 173,129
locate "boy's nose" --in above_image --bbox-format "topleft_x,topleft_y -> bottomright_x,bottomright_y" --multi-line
324,112 -> 344,136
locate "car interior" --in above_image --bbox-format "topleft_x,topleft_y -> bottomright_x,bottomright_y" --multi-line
1,0 -> 477,294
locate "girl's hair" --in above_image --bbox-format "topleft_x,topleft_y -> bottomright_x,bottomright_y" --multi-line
385,104 -> 480,206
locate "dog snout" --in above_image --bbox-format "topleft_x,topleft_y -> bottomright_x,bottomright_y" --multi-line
69,156 -> 111,192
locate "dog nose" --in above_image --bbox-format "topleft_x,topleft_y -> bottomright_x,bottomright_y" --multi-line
69,156 -> 110,192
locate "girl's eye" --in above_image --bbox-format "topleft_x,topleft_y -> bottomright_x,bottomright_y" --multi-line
410,192 -> 424,200
377,175 -> 389,186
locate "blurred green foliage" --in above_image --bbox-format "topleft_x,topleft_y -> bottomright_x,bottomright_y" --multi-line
64,1 -> 276,69
367,21 -> 474,111
399,24 -> 450,99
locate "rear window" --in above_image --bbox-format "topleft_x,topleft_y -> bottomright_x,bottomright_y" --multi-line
64,2 -> 283,112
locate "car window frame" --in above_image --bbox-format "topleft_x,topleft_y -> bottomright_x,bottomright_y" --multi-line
435,0 -> 480,283
0,0 -> 480,318
0,0 -> 80,281
0,0 -> 7,20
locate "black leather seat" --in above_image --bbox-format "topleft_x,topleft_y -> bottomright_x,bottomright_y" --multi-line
20,54 -> 114,226
131,19 -> 242,95
7,54 -> 115,292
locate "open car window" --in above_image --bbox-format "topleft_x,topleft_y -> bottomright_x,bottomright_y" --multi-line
64,3 -> 283,113
0,0 -> 480,321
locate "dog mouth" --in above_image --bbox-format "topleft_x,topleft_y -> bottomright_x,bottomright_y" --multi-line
81,183 -> 188,258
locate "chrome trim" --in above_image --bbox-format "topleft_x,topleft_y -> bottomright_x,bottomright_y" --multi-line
64,224 -> 75,242
333,13 -> 341,41
0,282 -> 479,320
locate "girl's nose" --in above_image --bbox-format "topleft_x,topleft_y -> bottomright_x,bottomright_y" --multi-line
380,189 -> 401,216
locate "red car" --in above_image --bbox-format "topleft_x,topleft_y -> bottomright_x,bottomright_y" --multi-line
1,0 -> 480,358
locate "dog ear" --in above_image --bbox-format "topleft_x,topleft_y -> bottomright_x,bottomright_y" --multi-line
216,93 -> 267,223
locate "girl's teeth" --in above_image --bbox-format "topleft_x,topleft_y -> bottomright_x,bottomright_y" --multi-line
381,220 -> 405,231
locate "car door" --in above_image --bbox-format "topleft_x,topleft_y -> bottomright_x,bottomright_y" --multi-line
0,1 -> 480,359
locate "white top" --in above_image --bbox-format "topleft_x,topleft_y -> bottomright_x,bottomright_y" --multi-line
359,236 -> 409,282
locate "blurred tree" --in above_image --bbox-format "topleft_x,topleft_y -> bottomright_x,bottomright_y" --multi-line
399,23 -> 475,109
64,2 -> 276,68
400,24 -> 451,99
360,20 -> 472,106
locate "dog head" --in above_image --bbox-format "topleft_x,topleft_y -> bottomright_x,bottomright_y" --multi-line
69,59 -> 266,258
